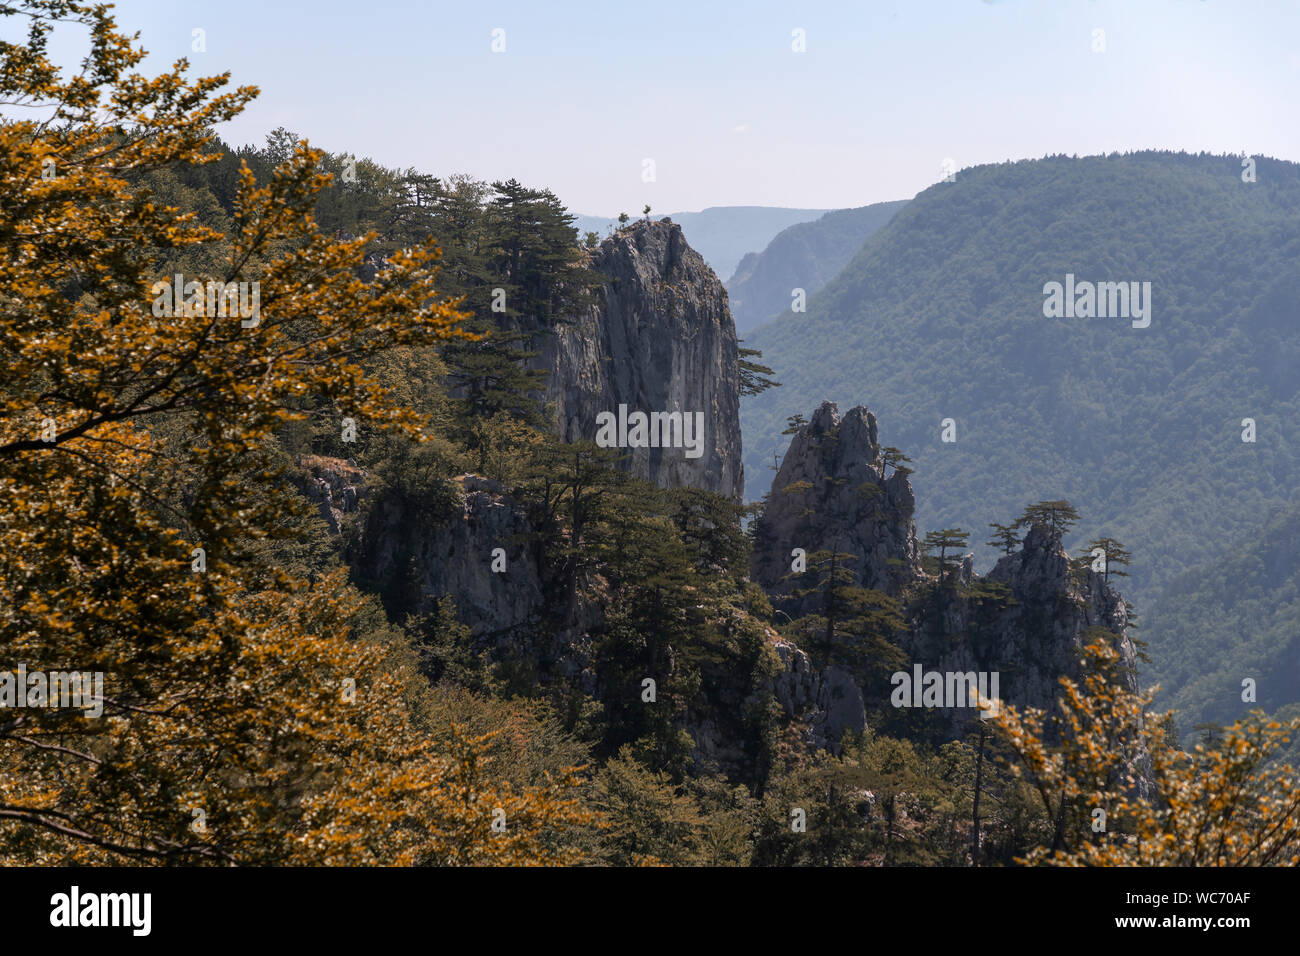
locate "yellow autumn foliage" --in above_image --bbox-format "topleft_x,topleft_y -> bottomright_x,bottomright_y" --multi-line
0,0 -> 590,865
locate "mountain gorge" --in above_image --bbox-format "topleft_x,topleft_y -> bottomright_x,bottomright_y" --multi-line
312,215 -> 1141,781
726,200 -> 909,333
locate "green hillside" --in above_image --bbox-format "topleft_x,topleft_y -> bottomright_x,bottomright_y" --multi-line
742,152 -> 1300,650
726,200 -> 909,333
1144,497 -> 1300,748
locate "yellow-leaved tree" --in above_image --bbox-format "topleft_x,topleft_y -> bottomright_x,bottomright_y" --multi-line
0,0 -> 590,864
990,633 -> 1300,866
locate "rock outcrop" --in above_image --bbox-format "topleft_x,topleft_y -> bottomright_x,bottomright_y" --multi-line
897,522 -> 1140,740
527,218 -> 744,501
750,401 -> 920,611
771,640 -> 867,752
297,455 -> 367,535
352,473 -> 548,641
754,401 -> 1142,754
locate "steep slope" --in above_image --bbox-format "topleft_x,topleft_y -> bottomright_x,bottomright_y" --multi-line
571,206 -> 828,283
726,200 -> 908,333
750,401 -> 920,609
1144,497 -> 1300,744
529,218 -> 744,500
742,152 -> 1300,638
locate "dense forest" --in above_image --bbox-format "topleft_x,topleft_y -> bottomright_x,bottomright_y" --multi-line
1144,497 -> 1300,760
2,0 -> 1298,868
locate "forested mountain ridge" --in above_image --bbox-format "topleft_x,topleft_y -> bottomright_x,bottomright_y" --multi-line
726,200 -> 909,333
1144,496 -> 1300,751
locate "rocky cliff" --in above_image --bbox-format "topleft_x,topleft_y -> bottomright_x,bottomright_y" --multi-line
753,401 -> 1141,747
770,640 -> 867,753
355,473 -> 548,639
897,521 -> 1140,739
750,401 -> 921,611
528,218 -> 744,501
298,458 -> 551,639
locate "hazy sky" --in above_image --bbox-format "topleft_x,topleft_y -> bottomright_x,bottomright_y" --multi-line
31,0 -> 1300,214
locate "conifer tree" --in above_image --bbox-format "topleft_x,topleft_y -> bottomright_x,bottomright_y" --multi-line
1015,500 -> 1080,538
785,548 -> 905,681
986,521 -> 1020,555
782,413 -> 809,435
439,319 -> 550,461
738,344 -> 780,396
922,528 -> 970,585
1079,536 -> 1132,582
881,446 -> 913,478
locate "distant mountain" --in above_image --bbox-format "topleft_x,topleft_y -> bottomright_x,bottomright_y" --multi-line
741,152 -> 1300,660
725,201 -> 909,334
571,206 -> 828,283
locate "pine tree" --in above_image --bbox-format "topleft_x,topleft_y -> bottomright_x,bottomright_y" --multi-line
519,439 -> 630,627
986,521 -> 1021,555
922,528 -> 970,585
1015,500 -> 1081,538
591,749 -> 704,865
484,178 -> 598,325
881,446 -> 913,478
439,319 -> 550,463
785,548 -> 905,681
738,344 -> 781,397
782,413 -> 809,435
1079,536 -> 1132,582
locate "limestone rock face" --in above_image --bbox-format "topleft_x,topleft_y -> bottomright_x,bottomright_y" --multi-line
530,218 -> 744,501
297,455 -> 367,535
772,640 -> 820,715
354,474 -> 547,640
754,401 -> 1141,762
817,666 -> 868,750
771,640 -> 867,753
751,401 -> 920,611
983,522 -> 1140,700
897,522 -> 1141,739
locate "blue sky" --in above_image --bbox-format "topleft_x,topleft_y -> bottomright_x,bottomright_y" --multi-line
25,0 -> 1300,214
